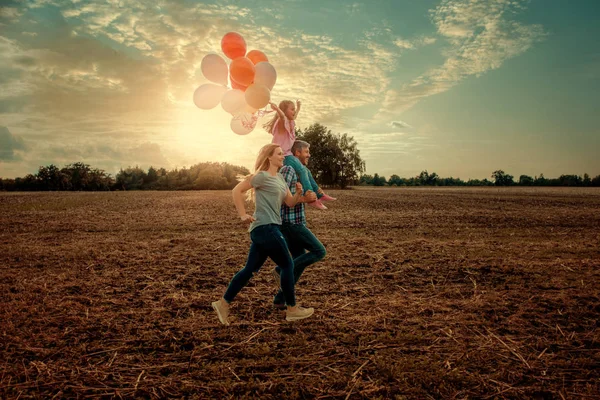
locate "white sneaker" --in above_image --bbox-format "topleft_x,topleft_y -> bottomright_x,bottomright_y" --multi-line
212,300 -> 230,326
286,306 -> 314,321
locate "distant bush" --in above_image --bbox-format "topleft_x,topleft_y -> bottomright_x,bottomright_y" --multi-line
1,162 -> 250,191
358,170 -> 600,187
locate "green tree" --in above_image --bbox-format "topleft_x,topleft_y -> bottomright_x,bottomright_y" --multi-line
15,174 -> 39,191
534,174 -> 548,186
583,173 -> 591,187
372,173 -> 387,186
297,123 -> 365,188
359,174 -> 373,185
147,166 -> 159,185
388,174 -> 403,186
492,170 -> 514,186
61,162 -> 93,190
115,166 -> 146,190
37,164 -> 63,191
418,170 -> 439,186
519,175 -> 534,186
557,174 -> 582,186
439,177 -> 465,186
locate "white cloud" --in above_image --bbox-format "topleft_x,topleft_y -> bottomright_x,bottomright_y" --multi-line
0,0 -> 551,178
393,36 -> 437,50
391,120 -> 413,129
0,7 -> 23,23
379,0 -> 546,118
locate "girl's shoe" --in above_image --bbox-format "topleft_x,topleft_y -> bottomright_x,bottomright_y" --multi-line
319,193 -> 337,202
308,200 -> 327,210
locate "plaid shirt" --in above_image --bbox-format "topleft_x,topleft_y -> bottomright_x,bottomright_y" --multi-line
279,165 -> 306,225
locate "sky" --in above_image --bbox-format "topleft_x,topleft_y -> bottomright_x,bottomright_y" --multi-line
1,0 -> 599,180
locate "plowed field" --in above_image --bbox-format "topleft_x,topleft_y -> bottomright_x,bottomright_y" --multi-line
1,187 -> 599,399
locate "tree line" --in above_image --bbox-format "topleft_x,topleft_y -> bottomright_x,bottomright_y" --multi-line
0,123 -> 367,191
360,169 -> 600,187
2,123 -> 598,190
0,161 -> 250,191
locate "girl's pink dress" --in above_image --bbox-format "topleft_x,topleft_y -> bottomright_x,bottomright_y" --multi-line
271,117 -> 295,156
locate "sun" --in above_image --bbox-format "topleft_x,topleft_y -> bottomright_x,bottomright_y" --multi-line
173,102 -> 270,170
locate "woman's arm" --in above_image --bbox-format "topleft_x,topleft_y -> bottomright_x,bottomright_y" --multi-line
283,182 -> 303,207
232,176 -> 255,223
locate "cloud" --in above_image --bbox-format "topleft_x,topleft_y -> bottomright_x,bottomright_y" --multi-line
393,36 -> 437,50
0,7 -> 23,23
378,0 -> 546,118
23,140 -> 171,175
0,0 -> 552,179
0,126 -> 27,161
1,0 -> 400,133
391,120 -> 414,130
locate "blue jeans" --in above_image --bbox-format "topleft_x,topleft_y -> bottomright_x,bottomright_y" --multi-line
284,155 -> 322,199
223,224 -> 296,307
273,223 -> 326,305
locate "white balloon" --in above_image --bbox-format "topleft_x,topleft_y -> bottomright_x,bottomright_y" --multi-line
200,54 -> 228,86
245,83 -> 271,110
221,89 -> 246,115
230,112 -> 257,135
254,62 -> 277,91
239,103 -> 257,114
193,83 -> 228,110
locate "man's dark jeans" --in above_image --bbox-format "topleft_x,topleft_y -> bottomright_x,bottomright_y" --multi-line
273,222 -> 326,305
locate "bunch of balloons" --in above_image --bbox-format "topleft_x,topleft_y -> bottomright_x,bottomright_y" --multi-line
193,32 -> 277,135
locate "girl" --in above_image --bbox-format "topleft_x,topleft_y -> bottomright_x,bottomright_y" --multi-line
263,100 -> 336,210
212,143 -> 315,325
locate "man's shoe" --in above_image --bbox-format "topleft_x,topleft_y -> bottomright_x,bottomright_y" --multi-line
307,200 -> 327,210
320,193 -> 337,202
273,302 -> 286,310
212,300 -> 230,326
286,306 -> 315,321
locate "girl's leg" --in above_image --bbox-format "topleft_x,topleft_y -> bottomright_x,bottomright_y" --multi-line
306,167 -> 336,201
284,156 -> 312,196
305,167 -> 323,199
223,239 -> 268,303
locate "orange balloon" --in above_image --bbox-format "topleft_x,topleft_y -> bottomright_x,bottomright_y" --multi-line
221,32 -> 246,60
230,74 -> 247,92
230,57 -> 255,87
246,50 -> 268,65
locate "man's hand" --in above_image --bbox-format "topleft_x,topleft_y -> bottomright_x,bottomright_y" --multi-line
240,214 -> 255,224
295,182 -> 303,194
303,190 -> 317,203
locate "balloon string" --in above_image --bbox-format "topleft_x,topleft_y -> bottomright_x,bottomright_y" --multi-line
232,108 -> 274,129
256,108 -> 274,118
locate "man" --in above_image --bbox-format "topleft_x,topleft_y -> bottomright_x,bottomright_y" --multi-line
272,140 -> 329,310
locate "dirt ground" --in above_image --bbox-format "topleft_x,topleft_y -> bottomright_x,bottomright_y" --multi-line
1,187 -> 599,399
